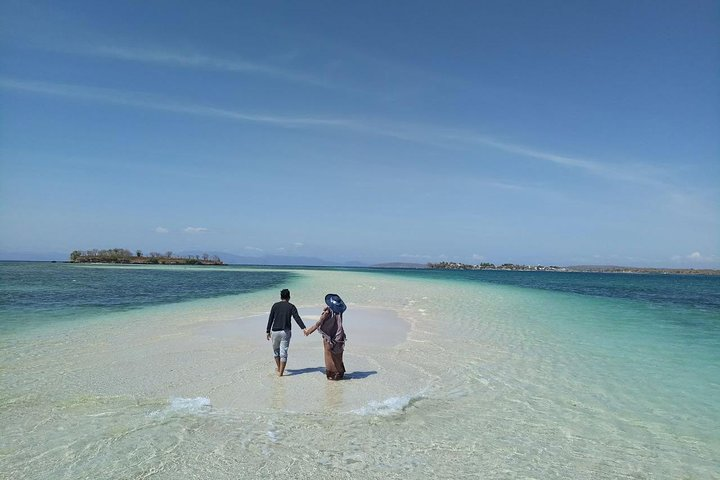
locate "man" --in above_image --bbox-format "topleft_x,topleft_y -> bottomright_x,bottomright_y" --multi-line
266,288 -> 306,376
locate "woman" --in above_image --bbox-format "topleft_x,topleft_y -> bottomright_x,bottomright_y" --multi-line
305,293 -> 346,380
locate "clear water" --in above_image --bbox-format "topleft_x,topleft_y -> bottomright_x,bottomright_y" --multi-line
1,262 -> 718,479
381,268 -> 720,312
0,262 -> 294,330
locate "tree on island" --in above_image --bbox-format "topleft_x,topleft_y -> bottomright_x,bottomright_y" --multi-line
69,248 -> 223,265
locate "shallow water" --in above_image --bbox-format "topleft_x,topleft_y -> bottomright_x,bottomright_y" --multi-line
1,263 -> 718,479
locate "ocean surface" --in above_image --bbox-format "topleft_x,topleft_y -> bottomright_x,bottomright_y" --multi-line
1,262 -> 719,479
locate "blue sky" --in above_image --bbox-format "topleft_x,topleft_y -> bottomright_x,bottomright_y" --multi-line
1,1 -> 718,266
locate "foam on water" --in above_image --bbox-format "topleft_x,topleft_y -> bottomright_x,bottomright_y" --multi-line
351,392 -> 425,416
149,397 -> 211,418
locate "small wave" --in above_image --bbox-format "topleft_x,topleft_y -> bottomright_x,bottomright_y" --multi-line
149,397 -> 211,418
351,393 -> 424,416
169,397 -> 211,413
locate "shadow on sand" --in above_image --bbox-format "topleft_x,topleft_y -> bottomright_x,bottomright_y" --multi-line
344,370 -> 378,380
284,368 -> 378,379
285,367 -> 325,376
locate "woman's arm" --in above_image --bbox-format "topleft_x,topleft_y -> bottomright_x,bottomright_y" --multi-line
305,308 -> 331,336
304,321 -> 319,336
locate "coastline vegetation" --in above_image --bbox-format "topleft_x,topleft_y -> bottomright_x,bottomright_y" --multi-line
69,248 -> 224,265
427,261 -> 720,275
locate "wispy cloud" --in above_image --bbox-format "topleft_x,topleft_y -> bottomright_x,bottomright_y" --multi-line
358,122 -> 670,187
64,45 -> 339,90
457,136 -> 669,187
154,226 -> 169,234
475,179 -> 531,191
0,76 -> 676,189
671,251 -> 718,264
244,246 -> 264,253
184,226 -> 208,234
0,77 -> 350,129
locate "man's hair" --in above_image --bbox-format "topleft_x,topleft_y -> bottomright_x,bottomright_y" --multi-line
280,289 -> 290,300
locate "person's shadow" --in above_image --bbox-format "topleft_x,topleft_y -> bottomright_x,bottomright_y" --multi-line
284,367 -> 325,376
344,370 -> 377,380
284,368 -> 378,379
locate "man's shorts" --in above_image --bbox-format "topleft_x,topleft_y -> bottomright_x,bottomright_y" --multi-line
271,329 -> 292,361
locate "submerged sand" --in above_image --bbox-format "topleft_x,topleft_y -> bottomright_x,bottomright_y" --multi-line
4,267 -> 716,479
5,301 -> 421,416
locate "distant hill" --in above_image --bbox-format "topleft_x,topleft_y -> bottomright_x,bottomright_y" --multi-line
371,262 -> 428,269
567,265 -> 720,275
0,251 -> 67,261
178,251 -> 369,267
567,265 -> 629,271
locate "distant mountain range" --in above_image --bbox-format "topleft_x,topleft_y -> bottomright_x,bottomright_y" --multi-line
0,251 -> 67,261
0,250 -> 366,266
0,250 -> 424,267
1,251 -> 713,273
372,262 -> 428,269
0,249 -> 433,268
178,251 -> 369,267
177,253 -> 429,268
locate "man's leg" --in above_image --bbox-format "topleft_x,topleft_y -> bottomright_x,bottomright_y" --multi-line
271,331 -> 282,373
278,330 -> 291,376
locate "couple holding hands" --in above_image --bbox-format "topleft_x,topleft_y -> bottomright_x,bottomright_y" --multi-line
266,289 -> 347,380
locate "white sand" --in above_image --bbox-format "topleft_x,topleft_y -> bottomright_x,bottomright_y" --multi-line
19,302 -> 425,415
4,268 -> 716,479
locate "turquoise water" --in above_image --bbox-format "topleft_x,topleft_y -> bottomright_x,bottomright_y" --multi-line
4,262 -> 718,318
0,262 -> 293,330
384,268 -> 720,311
1,262 -> 719,478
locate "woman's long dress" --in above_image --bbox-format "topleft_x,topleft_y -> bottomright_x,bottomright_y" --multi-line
315,310 -> 346,380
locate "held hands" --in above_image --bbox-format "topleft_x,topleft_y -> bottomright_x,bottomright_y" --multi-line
304,307 -> 327,337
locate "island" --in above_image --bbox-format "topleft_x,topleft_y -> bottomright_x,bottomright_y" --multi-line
427,261 -> 720,276
70,249 -> 224,265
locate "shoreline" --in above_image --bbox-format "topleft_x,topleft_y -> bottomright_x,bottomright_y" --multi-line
3,259 -> 718,276
1,266 -> 718,478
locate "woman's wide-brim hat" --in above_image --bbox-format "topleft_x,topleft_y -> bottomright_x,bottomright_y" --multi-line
325,293 -> 346,314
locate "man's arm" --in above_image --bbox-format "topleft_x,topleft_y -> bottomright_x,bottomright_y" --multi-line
292,305 -> 306,330
266,305 -> 275,337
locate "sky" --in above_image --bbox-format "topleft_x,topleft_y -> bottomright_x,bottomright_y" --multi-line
0,1 -> 718,267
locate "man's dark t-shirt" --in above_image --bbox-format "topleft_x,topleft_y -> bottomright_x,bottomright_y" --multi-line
266,301 -> 306,333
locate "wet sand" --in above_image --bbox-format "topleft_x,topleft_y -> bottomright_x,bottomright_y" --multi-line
3,267 -> 718,479
17,303 -> 422,416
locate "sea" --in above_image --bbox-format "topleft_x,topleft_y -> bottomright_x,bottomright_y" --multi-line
1,262 -> 718,479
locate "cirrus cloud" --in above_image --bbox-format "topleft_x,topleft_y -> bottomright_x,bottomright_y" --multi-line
184,226 -> 208,234
671,251 -> 719,264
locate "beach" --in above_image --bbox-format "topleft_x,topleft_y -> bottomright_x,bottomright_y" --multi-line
1,264 -> 719,479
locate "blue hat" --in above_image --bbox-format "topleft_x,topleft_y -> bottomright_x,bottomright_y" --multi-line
325,293 -> 346,314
